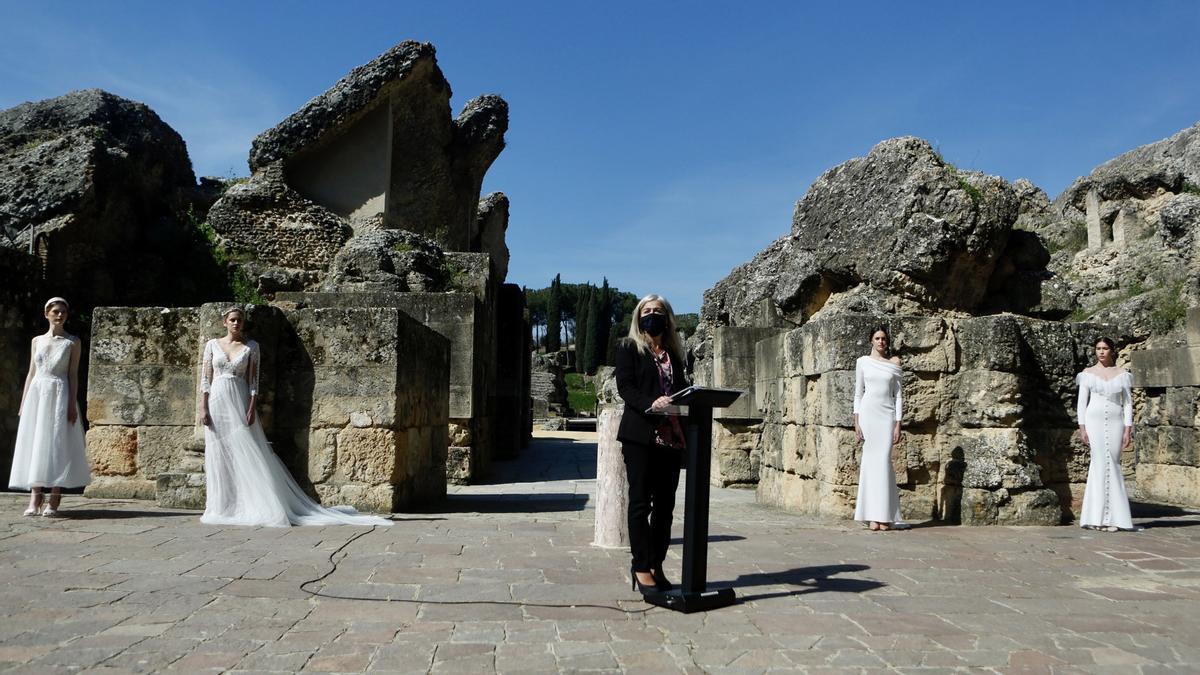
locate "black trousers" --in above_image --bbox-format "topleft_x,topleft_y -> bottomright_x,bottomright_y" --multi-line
622,441 -> 682,572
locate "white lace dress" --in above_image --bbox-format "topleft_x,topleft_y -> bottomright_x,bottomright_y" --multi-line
853,356 -> 905,524
200,339 -> 392,528
8,335 -> 92,490
1076,370 -> 1134,530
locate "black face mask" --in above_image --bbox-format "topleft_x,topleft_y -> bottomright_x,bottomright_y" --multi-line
638,313 -> 668,337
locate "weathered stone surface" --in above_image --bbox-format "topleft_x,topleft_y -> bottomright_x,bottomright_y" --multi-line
155,472 -> 205,509
1135,462 -> 1200,507
702,137 -> 1021,330
0,89 -> 199,308
475,193 -> 510,282
87,304 -> 449,511
207,163 -> 352,274
960,487 -> 1062,526
86,426 -> 137,476
711,421 -> 761,487
136,426 -> 201,479
336,427 -> 399,484
321,229 -> 447,293
712,326 -> 782,420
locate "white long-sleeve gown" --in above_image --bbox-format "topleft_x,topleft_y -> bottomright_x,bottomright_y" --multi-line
853,356 -> 905,524
1076,370 -> 1134,530
200,339 -> 392,528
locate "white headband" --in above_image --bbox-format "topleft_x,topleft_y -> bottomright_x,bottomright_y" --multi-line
44,297 -> 69,311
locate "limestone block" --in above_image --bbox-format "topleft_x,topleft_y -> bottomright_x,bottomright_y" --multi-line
954,428 -> 1043,490
711,420 -> 761,486
336,427 -> 399,484
950,370 -> 1023,428
898,483 -> 939,521
392,293 -> 478,418
902,375 -> 946,427
754,332 -> 788,418
84,476 -> 156,500
449,422 -> 472,446
960,487 -> 1062,525
156,472 -> 206,509
781,423 -> 813,477
813,425 -> 861,486
805,370 -> 855,427
1132,346 -> 1200,388
890,317 -> 954,373
1028,428 -> 1089,484
307,428 -> 338,482
796,315 -> 881,375
314,483 -> 396,515
136,425 -> 200,479
899,432 -> 938,482
955,316 -> 1024,372
713,326 -> 783,420
1136,463 -> 1200,508
87,365 -> 197,426
89,307 -> 201,367
283,308 -> 402,367
447,446 -> 471,484
1137,426 -> 1198,467
86,426 -> 137,476
757,465 -> 855,518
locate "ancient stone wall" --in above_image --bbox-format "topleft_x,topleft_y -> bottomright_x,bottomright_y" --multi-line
750,313 -> 1106,525
0,248 -> 40,483
85,303 -> 449,512
1132,307 -> 1200,508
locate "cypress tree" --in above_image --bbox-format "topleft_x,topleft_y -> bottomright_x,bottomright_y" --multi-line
574,285 -> 590,373
584,286 -> 603,374
546,274 -> 562,352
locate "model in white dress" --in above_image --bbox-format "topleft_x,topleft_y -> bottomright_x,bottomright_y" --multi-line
199,313 -> 392,528
853,353 -> 905,528
1076,367 -> 1134,531
10,298 -> 91,517
9,335 -> 92,492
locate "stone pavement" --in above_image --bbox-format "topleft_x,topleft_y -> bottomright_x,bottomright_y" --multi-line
2,431 -> 1200,674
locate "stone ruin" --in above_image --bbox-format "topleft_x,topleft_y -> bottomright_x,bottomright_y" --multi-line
0,41 -> 531,510
1131,307 -> 1200,508
695,134 -> 1199,524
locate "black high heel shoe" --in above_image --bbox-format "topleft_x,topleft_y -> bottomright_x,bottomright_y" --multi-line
651,569 -> 674,592
630,566 -> 658,595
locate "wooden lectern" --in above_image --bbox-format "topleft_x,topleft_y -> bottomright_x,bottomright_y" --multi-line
644,385 -> 743,613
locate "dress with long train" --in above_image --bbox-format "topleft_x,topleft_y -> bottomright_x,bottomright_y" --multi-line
200,338 -> 392,527
1076,370 -> 1134,530
853,355 -> 905,524
8,334 -> 91,490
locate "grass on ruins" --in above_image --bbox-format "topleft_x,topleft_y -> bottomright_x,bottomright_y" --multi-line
565,372 -> 597,416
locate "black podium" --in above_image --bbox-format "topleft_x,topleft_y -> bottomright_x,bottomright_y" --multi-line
644,385 -> 743,613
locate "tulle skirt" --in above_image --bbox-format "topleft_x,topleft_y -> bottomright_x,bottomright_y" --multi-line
8,375 -> 91,490
201,374 -> 392,528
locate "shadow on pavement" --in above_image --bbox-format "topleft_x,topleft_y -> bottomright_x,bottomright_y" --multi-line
717,563 -> 883,602
54,508 -> 196,520
429,493 -> 589,513
669,534 -> 745,545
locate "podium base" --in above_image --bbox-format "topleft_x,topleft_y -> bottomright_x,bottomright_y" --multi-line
643,588 -> 736,613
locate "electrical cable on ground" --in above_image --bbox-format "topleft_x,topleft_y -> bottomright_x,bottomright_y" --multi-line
297,525 -> 655,615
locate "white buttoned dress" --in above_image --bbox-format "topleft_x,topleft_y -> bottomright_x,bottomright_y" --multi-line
1075,370 -> 1134,530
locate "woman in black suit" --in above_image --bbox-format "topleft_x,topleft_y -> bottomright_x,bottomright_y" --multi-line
614,293 -> 688,596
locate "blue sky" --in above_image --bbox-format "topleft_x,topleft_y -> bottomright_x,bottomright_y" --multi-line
2,2 -> 1198,313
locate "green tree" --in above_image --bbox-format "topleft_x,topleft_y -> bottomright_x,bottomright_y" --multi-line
546,274 -> 562,352
574,285 -> 591,373
584,285 -> 604,373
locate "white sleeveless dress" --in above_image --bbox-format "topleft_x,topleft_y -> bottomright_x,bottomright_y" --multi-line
853,356 -> 905,524
200,339 -> 392,528
1076,370 -> 1134,530
8,335 -> 92,490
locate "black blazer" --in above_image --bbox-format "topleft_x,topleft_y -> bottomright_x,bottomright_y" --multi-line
614,339 -> 687,446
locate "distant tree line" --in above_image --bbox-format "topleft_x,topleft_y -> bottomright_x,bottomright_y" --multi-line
524,276 -> 699,375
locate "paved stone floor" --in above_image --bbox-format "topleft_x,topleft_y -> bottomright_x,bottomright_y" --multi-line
2,431 -> 1199,674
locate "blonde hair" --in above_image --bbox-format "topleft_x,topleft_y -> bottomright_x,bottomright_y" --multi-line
626,294 -> 685,364
221,305 -> 245,319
